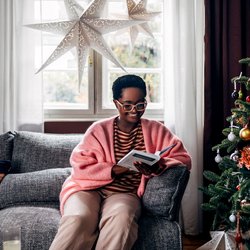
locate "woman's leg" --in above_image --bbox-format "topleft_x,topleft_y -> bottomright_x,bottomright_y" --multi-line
49,191 -> 101,250
95,193 -> 141,250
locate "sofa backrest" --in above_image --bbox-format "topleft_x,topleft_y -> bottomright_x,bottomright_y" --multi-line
0,131 -> 82,173
0,131 -> 83,209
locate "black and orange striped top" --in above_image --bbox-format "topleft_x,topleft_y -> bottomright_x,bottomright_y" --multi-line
99,118 -> 145,196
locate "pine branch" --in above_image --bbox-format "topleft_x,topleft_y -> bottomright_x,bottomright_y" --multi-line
203,171 -> 220,182
201,203 -> 216,211
239,57 -> 250,65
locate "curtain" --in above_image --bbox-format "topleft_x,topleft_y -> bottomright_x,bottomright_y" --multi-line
164,0 -> 205,235
204,0 -> 250,232
0,0 -> 43,134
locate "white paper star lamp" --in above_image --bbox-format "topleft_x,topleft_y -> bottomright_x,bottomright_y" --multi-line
25,0 -> 143,89
196,231 -> 236,250
123,0 -> 161,46
111,0 -> 161,47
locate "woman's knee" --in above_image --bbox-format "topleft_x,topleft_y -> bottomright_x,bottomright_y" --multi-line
60,214 -> 96,233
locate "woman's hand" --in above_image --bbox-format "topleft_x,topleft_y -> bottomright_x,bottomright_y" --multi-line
112,164 -> 129,177
133,161 -> 159,176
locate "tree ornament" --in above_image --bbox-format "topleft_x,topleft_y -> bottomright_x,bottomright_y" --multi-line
215,149 -> 222,163
228,119 -> 237,141
235,232 -> 243,243
231,90 -> 239,100
238,89 -> 243,99
228,131 -> 236,141
231,76 -> 239,100
230,150 -> 239,162
246,95 -> 250,102
240,199 -> 247,205
238,145 -> 250,170
241,200 -> 250,212
239,122 -> 250,140
229,213 -> 236,223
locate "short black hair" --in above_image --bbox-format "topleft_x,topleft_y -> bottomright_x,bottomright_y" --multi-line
112,74 -> 147,100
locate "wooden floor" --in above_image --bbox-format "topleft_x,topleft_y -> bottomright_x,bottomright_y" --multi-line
183,234 -> 210,250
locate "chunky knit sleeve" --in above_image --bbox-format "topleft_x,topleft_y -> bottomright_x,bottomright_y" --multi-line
70,119 -> 116,182
141,119 -> 191,171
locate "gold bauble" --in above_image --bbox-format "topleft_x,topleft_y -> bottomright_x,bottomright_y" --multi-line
239,127 -> 250,140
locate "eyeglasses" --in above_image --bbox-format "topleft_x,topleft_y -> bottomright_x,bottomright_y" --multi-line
115,100 -> 147,112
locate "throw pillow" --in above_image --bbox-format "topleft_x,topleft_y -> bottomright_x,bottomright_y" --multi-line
0,168 -> 71,209
11,132 -> 82,173
142,165 -> 189,220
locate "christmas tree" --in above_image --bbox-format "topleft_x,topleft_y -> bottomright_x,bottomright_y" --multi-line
200,58 -> 250,249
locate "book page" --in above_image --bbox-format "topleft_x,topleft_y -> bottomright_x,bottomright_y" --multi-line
118,150 -> 160,171
118,144 -> 177,171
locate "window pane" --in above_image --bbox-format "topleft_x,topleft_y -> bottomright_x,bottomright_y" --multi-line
108,35 -> 162,68
43,70 -> 88,107
35,0 -> 90,109
102,72 -> 162,109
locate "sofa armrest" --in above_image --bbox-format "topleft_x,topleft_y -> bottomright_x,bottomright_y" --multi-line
142,165 -> 190,221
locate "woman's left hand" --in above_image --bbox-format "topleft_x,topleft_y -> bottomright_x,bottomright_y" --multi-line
133,161 -> 159,176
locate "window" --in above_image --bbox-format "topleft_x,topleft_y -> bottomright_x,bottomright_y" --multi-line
34,0 -> 164,120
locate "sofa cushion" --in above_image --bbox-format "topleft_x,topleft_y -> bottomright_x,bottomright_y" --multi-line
0,131 -> 15,161
142,165 -> 189,220
0,168 -> 71,209
0,206 -> 60,250
11,131 -> 82,173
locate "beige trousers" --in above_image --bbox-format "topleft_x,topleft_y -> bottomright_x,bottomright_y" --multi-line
49,191 -> 141,250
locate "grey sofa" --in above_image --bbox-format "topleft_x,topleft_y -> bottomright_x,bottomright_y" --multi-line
0,131 -> 190,250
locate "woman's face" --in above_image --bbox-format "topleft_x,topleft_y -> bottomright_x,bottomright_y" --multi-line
114,87 -> 146,125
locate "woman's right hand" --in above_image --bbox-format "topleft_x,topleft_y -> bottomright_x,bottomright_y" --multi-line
112,164 -> 129,177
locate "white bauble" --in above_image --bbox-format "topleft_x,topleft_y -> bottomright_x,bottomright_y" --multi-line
215,154 -> 222,163
228,131 -> 236,142
229,214 -> 236,223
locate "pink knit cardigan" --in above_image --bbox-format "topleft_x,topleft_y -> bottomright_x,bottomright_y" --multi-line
60,116 -> 191,213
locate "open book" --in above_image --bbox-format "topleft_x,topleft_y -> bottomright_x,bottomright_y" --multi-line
117,143 -> 177,171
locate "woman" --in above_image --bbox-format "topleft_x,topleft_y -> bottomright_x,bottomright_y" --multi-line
50,74 -> 191,250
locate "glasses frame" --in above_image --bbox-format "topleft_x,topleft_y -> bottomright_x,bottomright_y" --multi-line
115,99 -> 147,112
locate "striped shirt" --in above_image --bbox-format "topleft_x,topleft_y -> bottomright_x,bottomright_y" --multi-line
99,118 -> 145,197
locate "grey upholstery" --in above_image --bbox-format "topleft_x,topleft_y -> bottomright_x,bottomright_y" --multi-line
0,131 -> 15,160
0,131 -> 189,250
